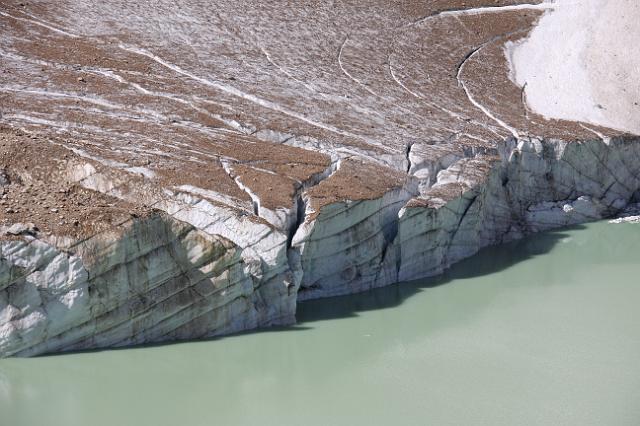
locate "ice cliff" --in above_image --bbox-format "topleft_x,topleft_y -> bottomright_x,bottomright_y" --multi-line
1,0 -> 639,356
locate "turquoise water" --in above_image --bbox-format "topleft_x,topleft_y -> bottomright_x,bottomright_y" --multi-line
1,221 -> 639,425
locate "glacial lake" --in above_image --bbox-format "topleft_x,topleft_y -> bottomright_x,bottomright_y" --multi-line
1,220 -> 639,426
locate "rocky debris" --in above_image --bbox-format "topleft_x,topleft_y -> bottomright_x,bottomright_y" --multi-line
0,129 -> 152,240
0,0 -> 639,356
0,170 -> 10,188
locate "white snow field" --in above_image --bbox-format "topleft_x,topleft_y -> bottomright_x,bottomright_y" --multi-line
508,0 -> 640,136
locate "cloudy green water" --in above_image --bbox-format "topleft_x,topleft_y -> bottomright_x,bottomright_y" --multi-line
1,221 -> 640,426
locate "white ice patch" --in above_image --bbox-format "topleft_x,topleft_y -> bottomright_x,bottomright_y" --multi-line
507,0 -> 640,136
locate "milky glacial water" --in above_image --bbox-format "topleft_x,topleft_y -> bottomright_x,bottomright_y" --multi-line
1,221 -> 639,426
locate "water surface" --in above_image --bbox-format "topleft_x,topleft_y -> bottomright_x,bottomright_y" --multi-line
1,221 -> 639,425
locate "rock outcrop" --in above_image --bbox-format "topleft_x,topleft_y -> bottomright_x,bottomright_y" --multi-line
1,0 -> 638,356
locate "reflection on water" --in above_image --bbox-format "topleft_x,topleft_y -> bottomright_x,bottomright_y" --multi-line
1,221 -> 639,426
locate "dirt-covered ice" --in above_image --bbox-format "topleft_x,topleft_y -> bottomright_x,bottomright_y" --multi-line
508,0 -> 640,136
2,0 -> 640,356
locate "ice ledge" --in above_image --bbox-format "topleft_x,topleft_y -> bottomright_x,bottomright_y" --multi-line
2,133 -> 640,356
